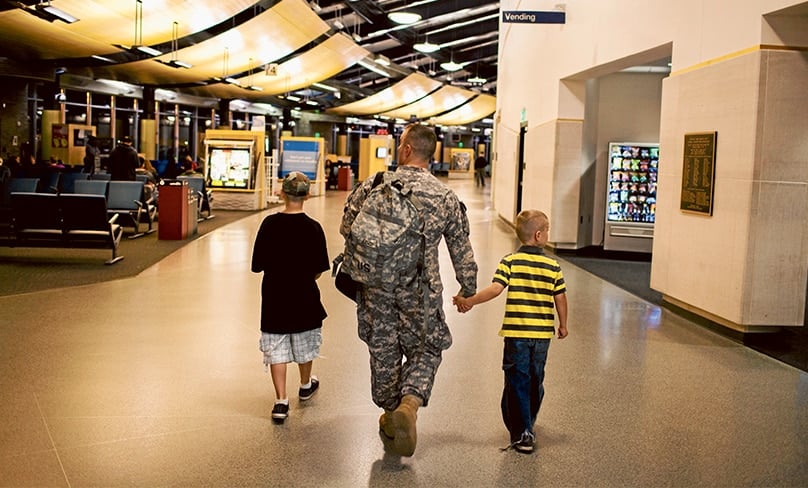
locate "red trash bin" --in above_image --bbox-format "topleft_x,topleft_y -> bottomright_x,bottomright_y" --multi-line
337,167 -> 353,191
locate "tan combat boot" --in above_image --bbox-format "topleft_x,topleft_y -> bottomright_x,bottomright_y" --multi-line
379,410 -> 395,439
390,394 -> 422,456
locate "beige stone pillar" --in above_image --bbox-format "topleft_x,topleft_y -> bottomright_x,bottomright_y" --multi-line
652,48 -> 808,330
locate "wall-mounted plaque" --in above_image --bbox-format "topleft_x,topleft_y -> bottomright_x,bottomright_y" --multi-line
680,131 -> 717,216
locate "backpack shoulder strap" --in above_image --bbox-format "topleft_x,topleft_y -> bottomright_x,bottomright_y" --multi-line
371,171 -> 385,189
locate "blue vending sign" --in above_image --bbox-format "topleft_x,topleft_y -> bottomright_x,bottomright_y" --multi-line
502,11 -> 566,24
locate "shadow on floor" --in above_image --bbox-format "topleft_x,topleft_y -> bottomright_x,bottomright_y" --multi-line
558,246 -> 807,373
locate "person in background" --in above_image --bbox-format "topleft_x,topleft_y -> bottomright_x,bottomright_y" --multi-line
108,136 -> 138,181
179,156 -> 202,177
163,155 -> 180,179
0,157 -> 10,198
83,136 -> 100,175
138,158 -> 159,183
251,172 -> 330,424
340,123 -> 478,457
136,157 -> 158,204
454,209 -> 568,454
474,154 -> 488,187
6,155 -> 23,178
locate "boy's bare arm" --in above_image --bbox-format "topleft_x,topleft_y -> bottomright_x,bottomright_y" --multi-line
554,292 -> 568,338
454,282 -> 504,313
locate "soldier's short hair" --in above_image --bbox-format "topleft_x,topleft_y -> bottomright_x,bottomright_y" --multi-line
403,124 -> 437,162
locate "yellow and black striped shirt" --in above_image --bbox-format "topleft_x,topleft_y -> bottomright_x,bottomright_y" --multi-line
493,246 -> 566,339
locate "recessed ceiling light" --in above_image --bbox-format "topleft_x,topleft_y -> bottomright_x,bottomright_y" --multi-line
388,11 -> 421,25
468,76 -> 487,84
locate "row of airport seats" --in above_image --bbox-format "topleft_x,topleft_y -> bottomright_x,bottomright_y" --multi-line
3,192 -> 124,264
20,170 -> 113,195
1,177 -> 154,240
2,174 -> 211,240
71,180 -> 156,238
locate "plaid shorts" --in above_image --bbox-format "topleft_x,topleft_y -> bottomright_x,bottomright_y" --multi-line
259,328 -> 322,368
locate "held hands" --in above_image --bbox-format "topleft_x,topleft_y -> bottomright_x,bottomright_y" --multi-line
453,293 -> 472,313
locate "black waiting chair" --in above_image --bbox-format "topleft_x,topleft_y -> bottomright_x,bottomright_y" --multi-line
43,172 -> 61,193
106,181 -> 155,238
0,178 -> 40,239
60,194 -> 124,265
60,172 -> 89,194
73,179 -> 109,197
2,177 -> 39,207
9,192 -> 62,246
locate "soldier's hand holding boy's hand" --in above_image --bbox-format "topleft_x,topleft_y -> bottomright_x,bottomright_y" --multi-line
453,294 -> 472,313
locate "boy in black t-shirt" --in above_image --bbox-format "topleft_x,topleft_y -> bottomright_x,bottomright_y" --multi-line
251,172 -> 329,423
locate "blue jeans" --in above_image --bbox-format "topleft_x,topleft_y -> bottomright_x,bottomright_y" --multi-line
501,338 -> 550,440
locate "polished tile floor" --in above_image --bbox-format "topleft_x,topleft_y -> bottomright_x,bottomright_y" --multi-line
1,179 -> 806,487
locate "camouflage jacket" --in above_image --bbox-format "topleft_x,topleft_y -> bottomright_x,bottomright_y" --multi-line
340,165 -> 477,298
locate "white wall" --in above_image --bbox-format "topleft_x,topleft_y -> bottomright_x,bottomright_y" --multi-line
495,0 -> 808,328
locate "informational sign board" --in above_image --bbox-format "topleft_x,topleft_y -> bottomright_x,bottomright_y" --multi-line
680,132 -> 718,216
280,139 -> 320,180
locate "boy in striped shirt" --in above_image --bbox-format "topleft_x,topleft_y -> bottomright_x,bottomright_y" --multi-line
454,209 -> 568,453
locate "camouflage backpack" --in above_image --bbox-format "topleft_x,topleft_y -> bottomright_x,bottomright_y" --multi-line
336,171 -> 426,295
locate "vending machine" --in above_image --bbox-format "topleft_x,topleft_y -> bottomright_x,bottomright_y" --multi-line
604,142 -> 659,252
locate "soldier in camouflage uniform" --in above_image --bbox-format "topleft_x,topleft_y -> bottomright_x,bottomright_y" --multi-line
340,123 -> 478,457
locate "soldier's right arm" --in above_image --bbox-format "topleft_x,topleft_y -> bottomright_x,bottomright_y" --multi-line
442,192 -> 478,296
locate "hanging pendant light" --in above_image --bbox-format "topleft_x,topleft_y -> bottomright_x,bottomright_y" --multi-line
388,11 -> 421,24
388,2 -> 421,25
414,34 -> 440,53
440,58 -> 464,72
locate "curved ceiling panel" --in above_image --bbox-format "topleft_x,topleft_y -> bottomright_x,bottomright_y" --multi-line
53,0 -> 255,45
202,34 -> 369,98
0,0 -> 497,125
381,85 -> 476,120
223,34 -> 370,96
0,9 -> 119,59
428,94 -> 496,126
0,0 -> 256,58
328,73 -> 441,116
95,0 -> 330,85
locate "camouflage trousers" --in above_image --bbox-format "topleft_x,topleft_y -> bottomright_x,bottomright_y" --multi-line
357,284 -> 452,411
